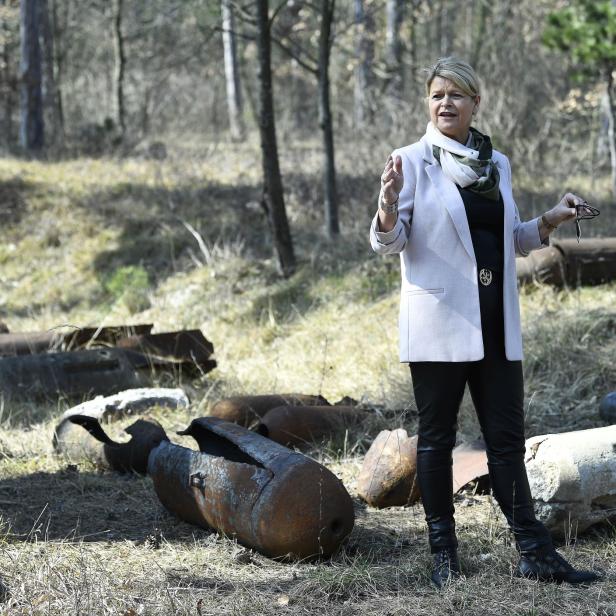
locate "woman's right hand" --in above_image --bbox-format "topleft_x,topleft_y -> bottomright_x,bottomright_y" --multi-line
381,154 -> 404,205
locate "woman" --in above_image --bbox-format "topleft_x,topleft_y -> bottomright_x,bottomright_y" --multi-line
369,57 -> 599,588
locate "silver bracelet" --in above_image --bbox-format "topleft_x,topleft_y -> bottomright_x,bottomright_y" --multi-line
379,198 -> 398,215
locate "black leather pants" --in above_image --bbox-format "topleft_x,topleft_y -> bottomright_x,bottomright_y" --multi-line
409,273 -> 552,553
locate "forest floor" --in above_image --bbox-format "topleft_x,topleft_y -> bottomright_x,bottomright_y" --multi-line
0,138 -> 614,615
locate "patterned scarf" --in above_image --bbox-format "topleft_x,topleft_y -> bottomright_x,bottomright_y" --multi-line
426,122 -> 500,201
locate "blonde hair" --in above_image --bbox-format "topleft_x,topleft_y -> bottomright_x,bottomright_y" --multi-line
424,57 -> 480,97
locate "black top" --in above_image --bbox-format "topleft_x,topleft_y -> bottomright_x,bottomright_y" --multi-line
458,187 -> 504,272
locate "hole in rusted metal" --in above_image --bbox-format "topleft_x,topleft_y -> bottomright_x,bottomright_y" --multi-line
330,518 -> 343,536
183,424 -> 266,469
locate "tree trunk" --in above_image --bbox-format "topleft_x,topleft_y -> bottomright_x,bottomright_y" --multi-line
19,0 -> 44,151
1,0 -> 15,145
353,0 -> 373,127
319,0 -> 339,237
385,0 -> 404,99
221,0 -> 244,141
471,0 -> 489,70
255,0 -> 295,276
439,0 -> 450,56
605,69 -> 616,200
51,0 -> 65,137
112,0 -> 126,138
39,0 -> 60,145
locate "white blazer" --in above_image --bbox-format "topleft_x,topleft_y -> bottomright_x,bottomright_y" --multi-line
370,134 -> 548,363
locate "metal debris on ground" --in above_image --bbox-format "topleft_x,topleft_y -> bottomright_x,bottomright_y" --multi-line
256,404 -> 367,448
516,238 -> 616,287
209,394 -> 330,427
0,326 -> 215,399
55,415 -> 169,474
357,430 -> 489,508
0,324 -> 153,356
148,417 -> 355,559
52,387 -> 188,464
357,429 -> 420,508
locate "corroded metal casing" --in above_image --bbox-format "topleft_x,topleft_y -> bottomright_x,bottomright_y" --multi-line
148,417 -> 354,559
357,429 -> 420,508
257,405 -> 367,448
209,394 -> 330,427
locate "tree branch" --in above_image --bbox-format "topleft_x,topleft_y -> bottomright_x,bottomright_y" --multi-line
271,34 -> 318,74
269,0 -> 290,27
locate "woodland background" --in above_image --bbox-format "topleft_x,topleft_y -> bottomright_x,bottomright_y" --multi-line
0,1 -> 614,615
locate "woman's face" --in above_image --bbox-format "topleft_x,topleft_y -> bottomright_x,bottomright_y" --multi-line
428,76 -> 480,143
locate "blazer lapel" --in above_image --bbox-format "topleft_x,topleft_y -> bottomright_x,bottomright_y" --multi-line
495,158 -> 515,264
425,162 -> 476,263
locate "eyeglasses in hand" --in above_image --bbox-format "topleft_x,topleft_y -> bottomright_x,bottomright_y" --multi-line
575,201 -> 600,243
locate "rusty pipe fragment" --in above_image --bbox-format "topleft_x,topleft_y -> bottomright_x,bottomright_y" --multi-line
516,238 -> 616,287
0,326 -> 216,400
117,330 -> 216,374
0,324 -> 153,356
148,417 -> 355,559
53,388 -> 184,470
209,394 -> 330,427
54,415 -> 168,474
256,405 -> 368,448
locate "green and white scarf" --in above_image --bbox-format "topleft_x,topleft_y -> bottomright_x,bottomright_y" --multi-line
426,122 -> 500,201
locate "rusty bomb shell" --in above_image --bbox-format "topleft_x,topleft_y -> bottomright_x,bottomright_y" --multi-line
257,405 -> 367,448
357,430 -> 489,508
54,415 -> 168,474
357,429 -> 420,508
148,417 -> 355,559
209,394 -> 330,427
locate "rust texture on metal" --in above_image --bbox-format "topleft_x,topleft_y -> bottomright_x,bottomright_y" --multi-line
516,238 -> 616,287
357,429 -> 420,508
209,394 -> 330,427
117,330 -> 216,373
256,405 -> 367,448
452,440 -> 489,493
54,415 -> 168,474
0,324 -> 153,357
0,327 -> 216,399
357,431 -> 489,509
0,348 -> 148,399
148,417 -> 355,559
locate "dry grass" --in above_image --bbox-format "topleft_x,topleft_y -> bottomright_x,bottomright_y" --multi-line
0,146 -> 614,614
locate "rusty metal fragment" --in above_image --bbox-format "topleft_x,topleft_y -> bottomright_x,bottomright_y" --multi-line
452,440 -> 489,493
0,348 -> 148,399
209,394 -> 330,427
357,429 -> 420,508
117,330 -> 216,373
54,415 -> 168,473
148,417 -> 354,559
52,388 -> 186,468
516,238 -> 616,287
256,405 -> 368,448
0,324 -> 153,356
357,431 -> 489,509
0,327 -> 216,399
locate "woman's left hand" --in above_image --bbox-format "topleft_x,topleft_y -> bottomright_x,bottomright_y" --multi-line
545,192 -> 592,227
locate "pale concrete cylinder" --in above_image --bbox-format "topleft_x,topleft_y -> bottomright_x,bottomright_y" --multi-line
525,426 -> 616,537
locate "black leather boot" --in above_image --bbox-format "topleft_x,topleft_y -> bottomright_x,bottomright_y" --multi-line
516,544 -> 600,585
431,547 -> 462,589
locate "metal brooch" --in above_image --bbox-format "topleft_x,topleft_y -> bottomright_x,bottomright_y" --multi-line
479,268 -> 493,286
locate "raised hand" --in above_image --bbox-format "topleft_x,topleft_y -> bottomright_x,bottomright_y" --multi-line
380,154 -> 404,206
